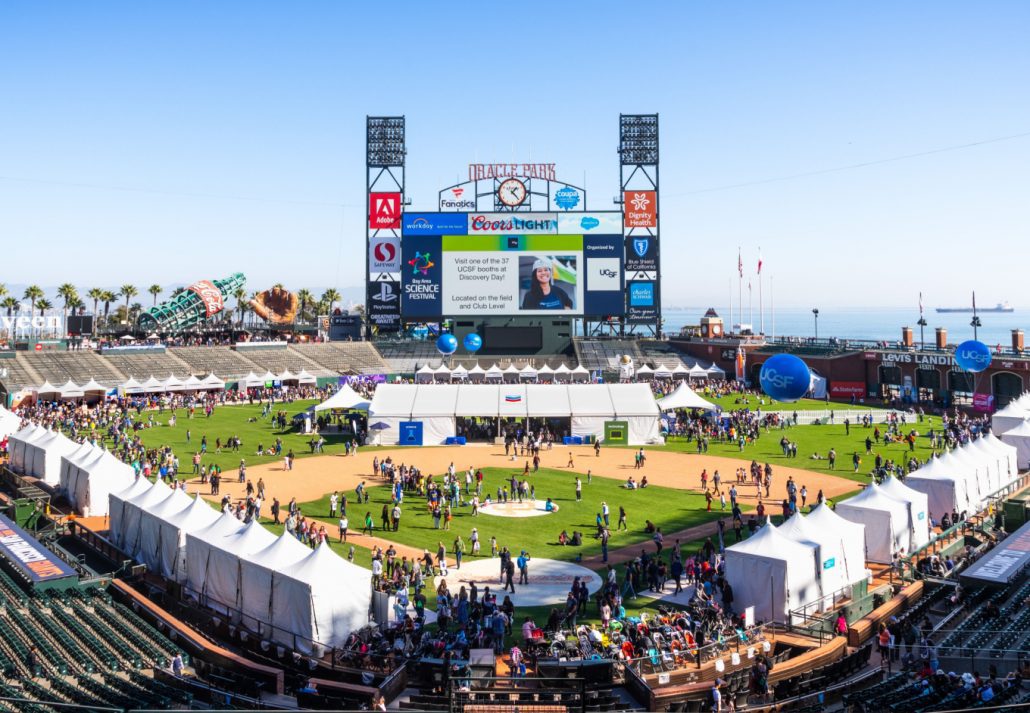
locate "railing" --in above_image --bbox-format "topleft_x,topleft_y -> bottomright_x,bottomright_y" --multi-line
788,584 -> 864,640
753,408 -> 906,424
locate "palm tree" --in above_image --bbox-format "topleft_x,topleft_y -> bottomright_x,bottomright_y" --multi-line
101,290 -> 116,329
35,298 -> 53,338
22,285 -> 43,338
56,283 -> 78,337
233,287 -> 247,328
119,285 -> 138,326
321,288 -> 341,314
296,288 -> 313,322
148,284 -> 162,306
0,284 -> 7,301
86,287 -> 104,318
1,296 -> 17,340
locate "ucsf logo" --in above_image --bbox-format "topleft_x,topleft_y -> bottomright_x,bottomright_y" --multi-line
761,369 -> 794,389
960,349 -> 990,365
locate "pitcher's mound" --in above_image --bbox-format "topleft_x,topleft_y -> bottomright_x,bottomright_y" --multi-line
478,499 -> 555,518
434,557 -> 602,607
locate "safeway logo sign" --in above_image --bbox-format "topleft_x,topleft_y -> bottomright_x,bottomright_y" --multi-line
370,236 -> 401,272
369,192 -> 401,229
624,190 -> 657,228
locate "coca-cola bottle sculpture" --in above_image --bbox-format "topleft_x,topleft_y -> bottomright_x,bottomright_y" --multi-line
137,273 -> 246,333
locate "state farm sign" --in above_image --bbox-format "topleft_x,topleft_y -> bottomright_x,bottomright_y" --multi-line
830,381 -> 866,398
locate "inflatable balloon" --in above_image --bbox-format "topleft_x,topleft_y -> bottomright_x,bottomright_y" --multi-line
955,339 -> 992,373
436,333 -> 458,355
759,354 -> 812,403
463,333 -> 483,352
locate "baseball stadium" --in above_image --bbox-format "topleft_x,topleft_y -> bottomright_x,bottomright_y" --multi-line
0,116 -> 1028,713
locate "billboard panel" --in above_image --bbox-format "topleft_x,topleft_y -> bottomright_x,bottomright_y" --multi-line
401,235 -> 443,318
625,235 -> 658,272
439,186 -> 477,212
557,212 -> 622,234
624,191 -> 657,228
626,280 -> 658,323
367,278 -> 401,331
369,192 -> 401,229
369,236 -> 401,272
468,213 -> 558,235
403,212 -> 468,236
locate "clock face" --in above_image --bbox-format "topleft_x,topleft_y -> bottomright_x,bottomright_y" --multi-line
498,178 -> 527,207
713,325 -> 722,334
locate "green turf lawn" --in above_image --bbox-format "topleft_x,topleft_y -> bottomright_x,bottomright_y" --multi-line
697,393 -> 886,412
298,466 -> 732,564
130,399 -> 357,474
652,416 -> 943,485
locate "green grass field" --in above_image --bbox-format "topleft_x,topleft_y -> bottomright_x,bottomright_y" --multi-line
653,416 -> 943,485
697,392 -> 885,412
130,399 -> 353,474
298,466 -> 730,564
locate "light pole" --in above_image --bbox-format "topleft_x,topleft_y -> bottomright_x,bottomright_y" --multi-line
917,317 -> 927,350
812,308 -> 819,341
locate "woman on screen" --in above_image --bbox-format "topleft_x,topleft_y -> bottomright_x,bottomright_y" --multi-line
521,259 -> 573,310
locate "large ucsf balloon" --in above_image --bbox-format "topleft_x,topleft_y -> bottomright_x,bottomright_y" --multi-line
759,354 -> 812,402
436,333 -> 458,355
955,339 -> 992,373
463,333 -> 483,352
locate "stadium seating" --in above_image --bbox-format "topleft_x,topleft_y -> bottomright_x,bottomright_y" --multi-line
636,340 -> 697,369
291,342 -> 391,374
99,349 -> 193,380
573,338 -> 643,372
167,346 -> 258,378
19,351 -> 124,387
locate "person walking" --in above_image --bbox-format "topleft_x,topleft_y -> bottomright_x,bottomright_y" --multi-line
575,477 -> 582,501
517,550 -> 530,585
329,491 -> 338,518
504,558 -> 516,593
338,514 -> 348,542
362,511 -> 374,536
617,505 -> 628,531
392,503 -> 402,531
453,535 -> 465,569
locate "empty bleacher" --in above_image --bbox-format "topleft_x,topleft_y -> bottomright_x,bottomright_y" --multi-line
636,340 -> 698,369
100,349 -> 193,380
0,356 -> 45,391
167,346 -> 258,379
19,351 -> 124,387
573,338 -> 643,372
292,342 -> 391,374
237,348 -> 333,378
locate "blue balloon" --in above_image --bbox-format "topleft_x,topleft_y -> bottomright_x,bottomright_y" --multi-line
955,339 -> 992,373
463,333 -> 483,352
759,354 -> 812,403
436,333 -> 458,355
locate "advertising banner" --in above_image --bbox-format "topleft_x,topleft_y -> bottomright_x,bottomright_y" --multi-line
625,235 -> 658,272
626,280 -> 658,322
367,278 -> 401,331
398,421 -> 424,446
467,213 -> 558,235
401,235 -> 443,318
403,212 -> 469,236
830,381 -> 867,398
553,185 -> 582,211
0,513 -> 77,583
439,186 -> 477,212
187,280 -> 226,318
624,190 -> 657,228
557,213 -> 622,234
369,192 -> 401,229
583,235 -> 624,316
973,393 -> 995,413
369,236 -> 401,273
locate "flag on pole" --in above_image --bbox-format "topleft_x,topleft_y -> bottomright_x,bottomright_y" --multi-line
738,248 -> 743,278
757,249 -> 763,275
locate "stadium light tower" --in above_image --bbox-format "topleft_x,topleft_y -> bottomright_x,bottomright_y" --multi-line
812,308 -> 819,340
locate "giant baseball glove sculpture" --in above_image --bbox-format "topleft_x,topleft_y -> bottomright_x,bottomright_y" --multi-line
250,286 -> 300,324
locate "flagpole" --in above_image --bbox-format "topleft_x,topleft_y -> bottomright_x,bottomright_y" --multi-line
737,247 -> 743,334
770,275 -> 775,341
758,249 -> 764,335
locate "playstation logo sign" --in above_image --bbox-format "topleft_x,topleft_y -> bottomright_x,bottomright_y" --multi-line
372,282 -> 397,302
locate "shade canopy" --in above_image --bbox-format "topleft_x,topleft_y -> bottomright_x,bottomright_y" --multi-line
314,385 -> 371,412
725,522 -> 820,624
657,382 -> 718,412
835,483 -> 913,563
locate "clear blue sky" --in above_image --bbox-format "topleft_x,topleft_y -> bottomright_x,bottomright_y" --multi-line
2,1 -> 1028,309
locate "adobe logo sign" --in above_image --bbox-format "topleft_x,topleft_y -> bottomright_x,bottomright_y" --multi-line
370,236 -> 401,272
369,192 -> 401,229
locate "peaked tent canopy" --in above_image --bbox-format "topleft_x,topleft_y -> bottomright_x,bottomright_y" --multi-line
804,504 -> 868,590
877,476 -> 931,550
295,369 -> 317,385
120,377 -> 144,394
905,456 -> 974,520
200,373 -> 226,389
80,378 -> 108,394
1001,420 -> 1030,472
159,494 -> 220,582
0,406 -> 22,440
834,484 -> 912,563
314,385 -> 371,412
239,531 -> 313,633
57,380 -> 84,399
724,522 -> 820,624
657,382 -> 718,412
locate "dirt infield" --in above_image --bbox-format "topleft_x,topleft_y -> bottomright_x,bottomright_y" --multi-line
193,444 -> 861,518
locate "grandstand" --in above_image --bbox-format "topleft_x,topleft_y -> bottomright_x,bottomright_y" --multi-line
573,338 -> 643,372
167,346 -> 261,380
290,342 -> 390,375
19,351 -> 125,388
99,349 -> 193,381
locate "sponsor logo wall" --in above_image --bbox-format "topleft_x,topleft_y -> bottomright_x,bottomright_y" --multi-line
401,235 -> 443,318
403,213 -> 469,236
556,212 -> 622,234
367,277 -> 401,331
468,213 -> 558,235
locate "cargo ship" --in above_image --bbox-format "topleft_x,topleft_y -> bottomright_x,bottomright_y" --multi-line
936,301 -> 1013,313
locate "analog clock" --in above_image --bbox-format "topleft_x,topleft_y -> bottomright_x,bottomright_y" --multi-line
498,178 -> 527,207
712,325 -> 722,335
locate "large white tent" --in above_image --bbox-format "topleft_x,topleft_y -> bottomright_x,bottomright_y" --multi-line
120,479 -> 174,558
948,446 -> 991,508
724,522 -> 820,624
992,400 -> 1030,435
11,427 -> 77,485
191,519 -> 276,615
7,423 -> 42,472
184,512 -> 245,605
804,504 -> 868,590
834,483 -> 913,563
878,477 -> 931,551
239,531 -> 313,633
132,487 -> 192,568
367,383 -> 662,445
777,510 -> 868,607
0,406 -> 21,440
64,449 -> 135,517
1001,420 -> 1030,472
107,476 -> 152,550
657,382 -> 718,412
982,432 -> 1019,481
270,542 -> 372,655
905,456 -> 974,522
314,385 -> 371,412
143,493 -> 219,581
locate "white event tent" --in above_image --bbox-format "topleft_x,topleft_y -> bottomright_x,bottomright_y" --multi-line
804,504 -> 868,590
192,519 -> 276,615
184,512 -> 245,606
878,477 -> 931,550
140,493 -> 219,580
107,476 -> 152,550
119,479 -> 174,558
132,487 -> 192,566
724,522 -> 820,624
63,447 -> 135,517
657,382 -> 718,412
992,399 -> 1030,435
367,383 -> 662,445
6,423 -> 42,471
0,406 -> 21,440
239,531 -> 313,633
314,385 -> 371,412
777,510 -> 868,607
1001,420 -> 1030,472
270,542 -> 372,655
834,483 -> 913,563
8,425 -> 77,485
905,456 -> 974,521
